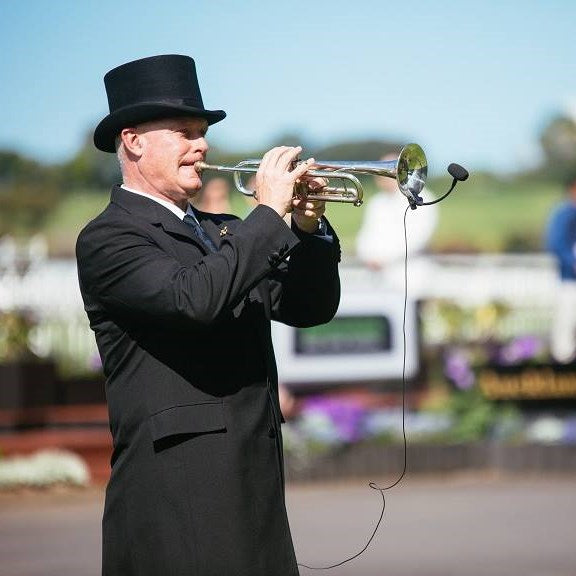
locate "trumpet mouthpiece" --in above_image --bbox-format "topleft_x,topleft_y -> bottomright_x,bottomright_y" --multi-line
194,161 -> 209,173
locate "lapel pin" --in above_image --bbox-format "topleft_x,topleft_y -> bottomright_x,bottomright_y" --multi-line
219,226 -> 228,237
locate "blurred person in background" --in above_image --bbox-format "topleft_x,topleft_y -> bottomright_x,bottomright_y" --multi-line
355,152 -> 438,295
76,54 -> 341,576
545,172 -> 576,364
192,175 -> 232,214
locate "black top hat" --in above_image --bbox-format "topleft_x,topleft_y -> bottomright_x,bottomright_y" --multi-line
94,55 -> 226,153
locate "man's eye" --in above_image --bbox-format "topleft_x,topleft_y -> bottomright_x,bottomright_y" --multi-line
177,129 -> 207,138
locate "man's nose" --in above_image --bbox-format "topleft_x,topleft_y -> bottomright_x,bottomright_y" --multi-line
195,137 -> 209,153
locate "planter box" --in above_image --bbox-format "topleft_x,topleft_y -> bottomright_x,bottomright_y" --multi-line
56,374 -> 106,405
0,361 -> 57,410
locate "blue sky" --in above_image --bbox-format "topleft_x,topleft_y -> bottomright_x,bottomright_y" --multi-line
1,0 -> 575,176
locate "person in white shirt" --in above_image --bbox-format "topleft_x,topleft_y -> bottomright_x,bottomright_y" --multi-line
355,152 -> 438,294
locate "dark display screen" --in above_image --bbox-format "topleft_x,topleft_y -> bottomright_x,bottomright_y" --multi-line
294,315 -> 392,355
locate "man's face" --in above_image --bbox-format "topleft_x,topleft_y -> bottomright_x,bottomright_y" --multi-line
133,116 -> 210,204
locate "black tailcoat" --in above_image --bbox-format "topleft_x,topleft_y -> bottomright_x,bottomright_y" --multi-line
76,186 -> 341,576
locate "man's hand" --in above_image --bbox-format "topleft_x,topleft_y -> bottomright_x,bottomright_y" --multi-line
291,198 -> 327,233
291,175 -> 327,233
254,146 -> 315,218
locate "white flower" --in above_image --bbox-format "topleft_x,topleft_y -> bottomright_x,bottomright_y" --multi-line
0,449 -> 90,488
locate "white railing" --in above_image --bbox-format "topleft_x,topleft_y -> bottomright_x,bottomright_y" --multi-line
0,253 -> 559,371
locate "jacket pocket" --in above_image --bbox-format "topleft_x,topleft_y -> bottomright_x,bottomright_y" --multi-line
149,401 -> 226,443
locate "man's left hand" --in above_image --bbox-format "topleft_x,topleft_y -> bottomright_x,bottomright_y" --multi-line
291,177 -> 327,233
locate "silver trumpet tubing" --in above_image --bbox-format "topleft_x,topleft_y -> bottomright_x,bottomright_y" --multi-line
194,143 -> 427,207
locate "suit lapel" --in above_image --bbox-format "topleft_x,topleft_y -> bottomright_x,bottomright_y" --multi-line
194,209 -> 234,249
110,186 -> 209,250
110,186 -> 246,255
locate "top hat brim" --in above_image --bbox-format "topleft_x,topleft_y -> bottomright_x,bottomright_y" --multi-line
93,102 -> 226,153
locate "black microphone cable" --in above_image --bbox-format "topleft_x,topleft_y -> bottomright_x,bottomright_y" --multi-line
298,204 -> 412,572
298,164 -> 469,571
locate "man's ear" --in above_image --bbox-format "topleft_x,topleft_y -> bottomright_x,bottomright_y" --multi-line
120,127 -> 143,158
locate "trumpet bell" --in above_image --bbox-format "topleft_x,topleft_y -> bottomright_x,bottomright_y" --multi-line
396,143 -> 427,204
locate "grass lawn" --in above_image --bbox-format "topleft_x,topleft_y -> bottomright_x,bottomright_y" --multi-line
317,174 -> 563,255
43,190 -> 110,255
430,176 -> 562,253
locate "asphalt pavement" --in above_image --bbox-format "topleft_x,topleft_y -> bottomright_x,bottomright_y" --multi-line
1,473 -> 575,576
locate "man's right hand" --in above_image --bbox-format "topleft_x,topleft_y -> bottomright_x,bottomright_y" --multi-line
254,146 -> 315,218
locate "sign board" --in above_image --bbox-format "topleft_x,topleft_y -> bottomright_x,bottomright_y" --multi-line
272,288 -> 421,387
478,364 -> 576,400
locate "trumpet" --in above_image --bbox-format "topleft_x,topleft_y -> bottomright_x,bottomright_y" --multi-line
194,143 -> 427,207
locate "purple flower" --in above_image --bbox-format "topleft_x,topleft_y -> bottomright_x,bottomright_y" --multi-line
498,336 -> 543,365
444,349 -> 475,390
302,396 -> 368,443
563,418 -> 576,444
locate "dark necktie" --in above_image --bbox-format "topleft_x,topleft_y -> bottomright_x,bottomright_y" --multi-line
183,213 -> 217,252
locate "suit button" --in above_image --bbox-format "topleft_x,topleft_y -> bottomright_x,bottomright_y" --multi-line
268,426 -> 277,438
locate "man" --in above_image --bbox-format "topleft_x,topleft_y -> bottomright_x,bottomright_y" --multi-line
76,54 -> 341,576
546,173 -> 576,364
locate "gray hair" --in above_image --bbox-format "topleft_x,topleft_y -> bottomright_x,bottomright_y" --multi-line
115,135 -> 126,173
